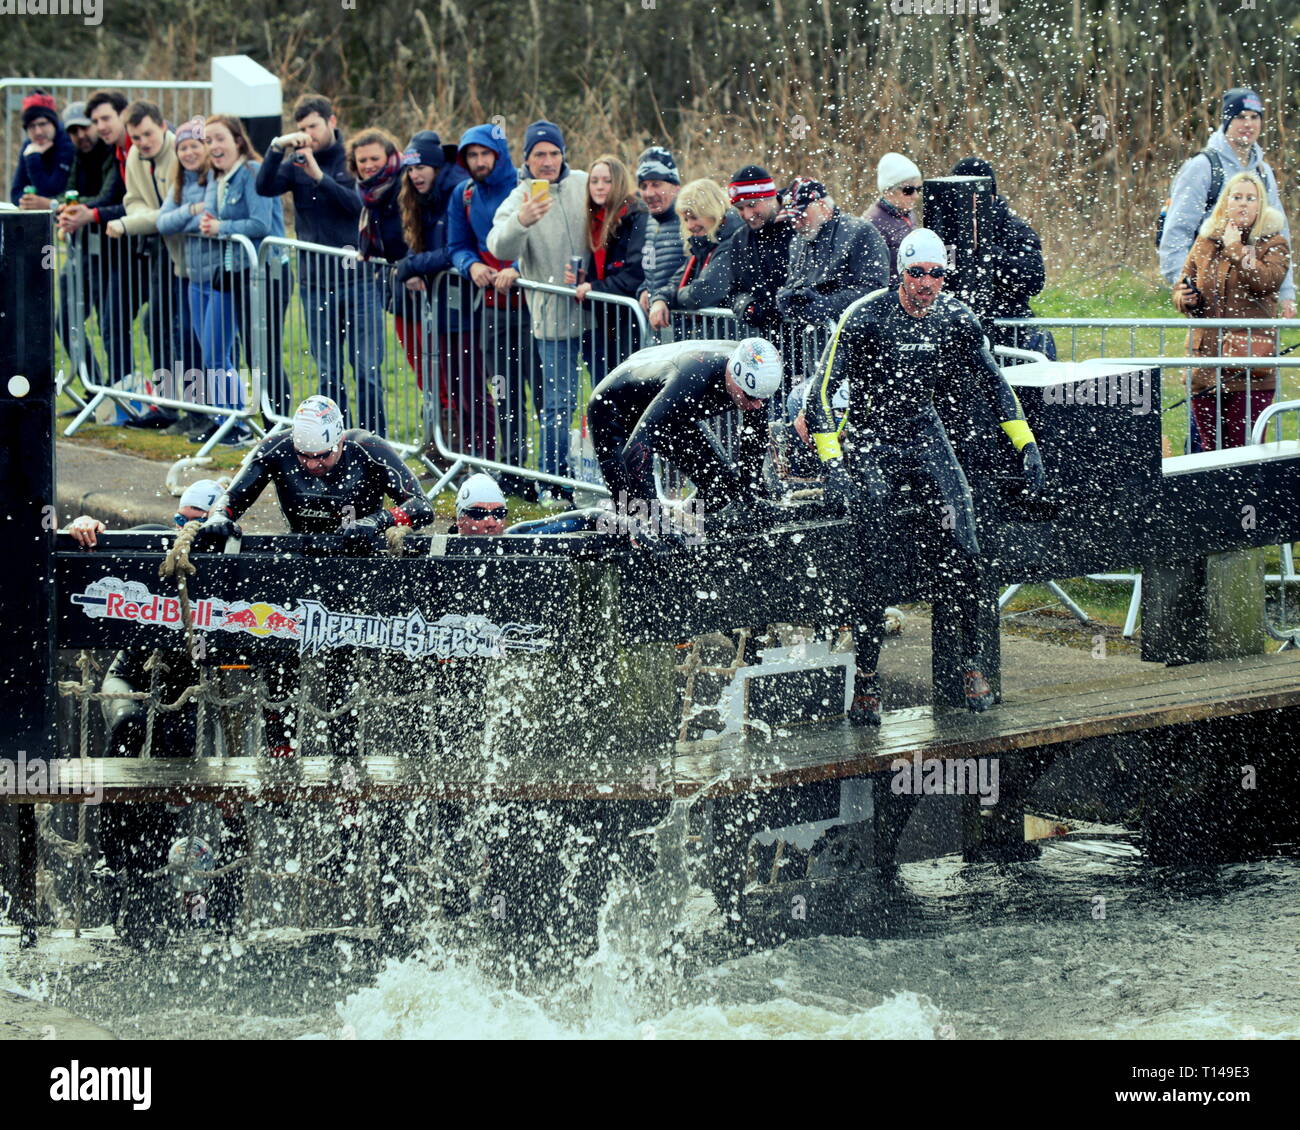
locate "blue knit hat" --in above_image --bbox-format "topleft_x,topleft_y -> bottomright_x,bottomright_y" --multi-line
524,120 -> 565,157
1221,88 -> 1264,134
401,130 -> 449,169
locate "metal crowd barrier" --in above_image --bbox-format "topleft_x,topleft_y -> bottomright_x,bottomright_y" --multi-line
59,229 -> 267,456
3,77 -> 212,191
996,316 -> 1300,452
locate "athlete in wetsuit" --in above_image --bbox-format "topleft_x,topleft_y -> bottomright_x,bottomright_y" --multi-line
587,337 -> 784,546
195,395 -> 435,551
807,228 -> 1044,724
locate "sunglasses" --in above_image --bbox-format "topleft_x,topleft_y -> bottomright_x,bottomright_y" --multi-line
905,265 -> 946,279
460,506 -> 507,520
896,185 -> 920,196
296,449 -> 334,462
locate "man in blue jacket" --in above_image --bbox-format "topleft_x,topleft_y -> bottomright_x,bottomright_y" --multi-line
446,123 -> 541,498
10,90 -> 74,207
256,94 -> 386,435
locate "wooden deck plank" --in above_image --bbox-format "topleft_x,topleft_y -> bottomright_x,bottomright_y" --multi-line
8,652 -> 1297,804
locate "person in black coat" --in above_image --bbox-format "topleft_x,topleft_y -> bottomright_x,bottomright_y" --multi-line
701,165 -> 793,336
10,89 -> 74,206
945,157 -> 1047,351
563,154 -> 649,386
392,130 -> 491,462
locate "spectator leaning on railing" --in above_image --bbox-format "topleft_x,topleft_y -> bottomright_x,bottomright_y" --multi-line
648,178 -> 743,328
1160,88 -> 1296,321
10,89 -> 73,208
1172,170 -> 1291,450
702,165 -> 793,337
634,146 -> 687,325
257,94 -> 386,435
565,153 -> 648,386
446,123 -> 539,499
107,101 -> 197,432
488,119 -> 590,501
53,100 -> 111,394
776,176 -> 890,329
865,151 -> 921,288
393,130 -> 490,466
156,116 -> 213,437
187,114 -> 285,446
57,89 -> 136,424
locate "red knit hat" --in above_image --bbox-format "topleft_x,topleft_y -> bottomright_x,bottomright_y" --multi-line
728,164 -> 777,204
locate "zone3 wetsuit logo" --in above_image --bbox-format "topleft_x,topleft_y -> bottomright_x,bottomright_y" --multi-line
72,577 -> 551,660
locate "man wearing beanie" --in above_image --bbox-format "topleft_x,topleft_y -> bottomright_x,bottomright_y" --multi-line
703,164 -> 794,334
776,176 -> 889,328
1160,88 -> 1295,318
634,146 -> 687,325
865,152 -> 922,287
807,227 -> 1045,724
10,89 -> 74,207
489,119 -> 590,496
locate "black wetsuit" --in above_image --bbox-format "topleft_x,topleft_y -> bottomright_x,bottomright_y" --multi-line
807,288 -> 1037,678
587,340 -> 766,511
219,429 -> 435,533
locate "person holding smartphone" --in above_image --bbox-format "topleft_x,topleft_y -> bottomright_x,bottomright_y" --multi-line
488,120 -> 590,506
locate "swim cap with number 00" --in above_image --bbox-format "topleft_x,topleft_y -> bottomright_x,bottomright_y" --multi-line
729,337 -> 783,399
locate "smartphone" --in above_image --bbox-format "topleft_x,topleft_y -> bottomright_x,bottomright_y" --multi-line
529,178 -> 550,201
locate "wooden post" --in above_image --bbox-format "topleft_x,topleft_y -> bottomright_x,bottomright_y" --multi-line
1141,549 -> 1266,664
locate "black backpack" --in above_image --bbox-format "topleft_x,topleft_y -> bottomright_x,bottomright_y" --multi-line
1156,149 -> 1225,250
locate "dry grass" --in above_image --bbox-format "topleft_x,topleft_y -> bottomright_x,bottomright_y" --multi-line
5,1 -> 1297,276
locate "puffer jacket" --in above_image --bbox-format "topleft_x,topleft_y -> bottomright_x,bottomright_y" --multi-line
1178,204 -> 1291,393
654,209 -> 744,310
487,164 -> 590,339
637,200 -> 689,302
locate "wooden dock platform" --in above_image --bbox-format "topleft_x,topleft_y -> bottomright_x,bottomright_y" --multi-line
9,650 -> 1297,806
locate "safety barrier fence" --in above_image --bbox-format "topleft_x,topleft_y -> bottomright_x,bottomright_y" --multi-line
60,230 -> 268,454
3,76 -> 212,194
995,318 -> 1300,638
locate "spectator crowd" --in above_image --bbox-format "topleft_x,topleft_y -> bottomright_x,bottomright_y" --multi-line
10,81 -> 1293,497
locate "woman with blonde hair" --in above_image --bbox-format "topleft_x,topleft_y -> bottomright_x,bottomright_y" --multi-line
647,178 -> 742,329
1173,169 -> 1290,448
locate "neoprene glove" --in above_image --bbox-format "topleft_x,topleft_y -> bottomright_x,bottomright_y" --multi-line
1021,442 -> 1045,493
193,513 -> 242,551
820,460 -> 859,515
340,516 -> 387,555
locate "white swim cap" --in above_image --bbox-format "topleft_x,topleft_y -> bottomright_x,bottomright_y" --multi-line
456,473 -> 507,513
897,227 -> 948,269
177,478 -> 224,514
291,395 -> 345,453
729,337 -> 783,399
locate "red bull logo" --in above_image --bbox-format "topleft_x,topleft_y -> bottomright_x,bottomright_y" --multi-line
217,602 -> 300,639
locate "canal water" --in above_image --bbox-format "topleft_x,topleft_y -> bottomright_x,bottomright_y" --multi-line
5,831 -> 1296,1040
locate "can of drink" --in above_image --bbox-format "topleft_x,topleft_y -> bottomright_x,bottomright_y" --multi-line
22,185 -> 35,196
569,255 -> 585,284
